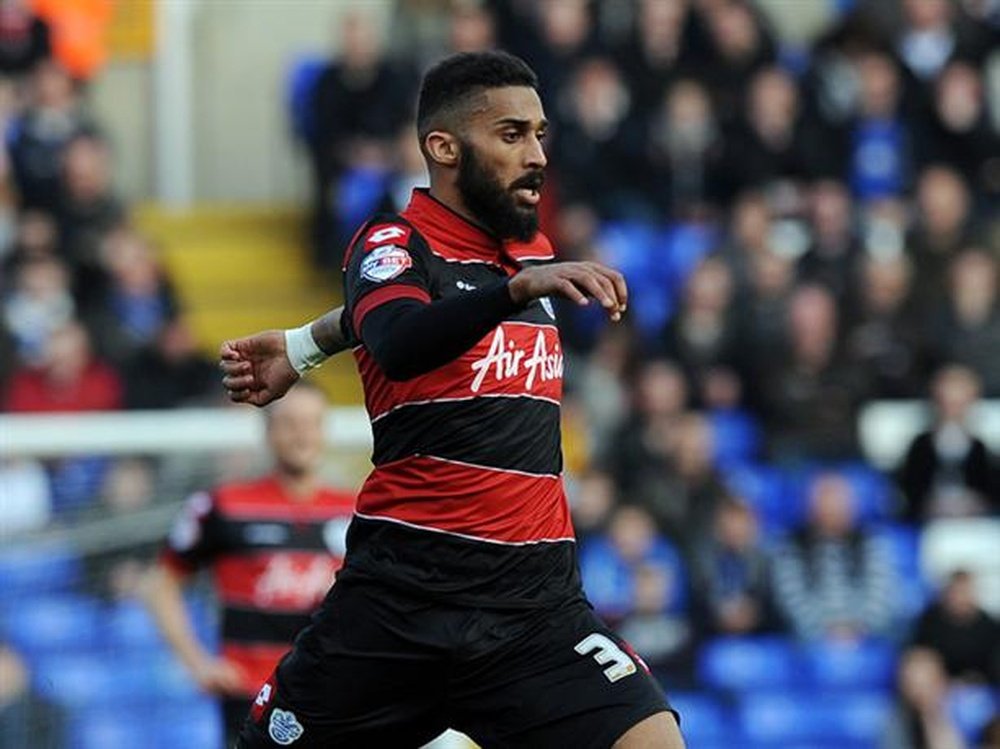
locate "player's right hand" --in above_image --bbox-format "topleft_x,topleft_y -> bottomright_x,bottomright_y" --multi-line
192,656 -> 247,696
220,330 -> 299,407
508,261 -> 627,321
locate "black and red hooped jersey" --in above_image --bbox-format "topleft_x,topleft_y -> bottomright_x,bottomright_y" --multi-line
162,477 -> 356,695
340,188 -> 583,608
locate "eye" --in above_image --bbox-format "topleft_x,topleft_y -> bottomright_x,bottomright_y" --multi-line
501,131 -> 522,143
537,130 -> 548,142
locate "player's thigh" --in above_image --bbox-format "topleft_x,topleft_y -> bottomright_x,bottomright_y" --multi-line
613,711 -> 686,749
451,600 -> 677,749
235,582 -> 449,748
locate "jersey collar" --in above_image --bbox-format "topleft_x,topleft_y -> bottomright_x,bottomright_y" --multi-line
402,188 -> 554,271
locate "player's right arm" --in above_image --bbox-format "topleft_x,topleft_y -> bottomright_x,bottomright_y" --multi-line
141,562 -> 246,695
140,491 -> 246,696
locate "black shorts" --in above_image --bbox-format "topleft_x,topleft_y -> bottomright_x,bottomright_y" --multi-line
235,580 -> 674,748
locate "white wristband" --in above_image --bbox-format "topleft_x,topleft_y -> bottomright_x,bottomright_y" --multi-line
284,323 -> 328,374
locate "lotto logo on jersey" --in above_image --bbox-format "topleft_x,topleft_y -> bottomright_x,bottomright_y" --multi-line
364,223 -> 411,248
250,675 -> 276,722
360,245 -> 413,283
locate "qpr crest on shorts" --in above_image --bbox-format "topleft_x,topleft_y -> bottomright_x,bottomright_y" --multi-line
268,708 -> 305,745
361,245 -> 412,282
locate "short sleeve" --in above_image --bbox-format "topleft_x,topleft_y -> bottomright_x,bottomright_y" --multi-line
342,218 -> 433,339
160,490 -> 222,575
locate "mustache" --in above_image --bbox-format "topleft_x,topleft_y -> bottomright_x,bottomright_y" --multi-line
510,172 -> 545,191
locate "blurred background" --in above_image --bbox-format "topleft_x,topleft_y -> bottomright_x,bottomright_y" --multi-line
0,0 -> 998,747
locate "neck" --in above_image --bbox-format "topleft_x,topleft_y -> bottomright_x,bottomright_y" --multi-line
275,470 -> 317,501
427,182 -> 490,234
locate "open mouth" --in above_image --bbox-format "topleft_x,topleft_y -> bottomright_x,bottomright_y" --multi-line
514,187 -> 541,206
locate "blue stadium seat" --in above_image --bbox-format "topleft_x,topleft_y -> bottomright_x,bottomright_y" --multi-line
596,221 -> 673,339
0,544 -> 81,598
708,410 -> 762,468
105,599 -> 167,654
802,638 -> 897,689
721,465 -> 799,534
68,700 -> 220,749
948,685 -> 997,743
738,690 -> 892,744
698,637 -> 799,691
35,653 -> 116,708
151,699 -> 222,749
873,523 -> 929,618
2,594 -> 103,655
35,652 -> 200,708
667,691 -> 734,743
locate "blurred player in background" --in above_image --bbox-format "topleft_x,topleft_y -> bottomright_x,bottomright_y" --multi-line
221,51 -> 683,748
142,382 -> 356,746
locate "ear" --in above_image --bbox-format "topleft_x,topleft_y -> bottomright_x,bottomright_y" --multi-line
423,130 -> 460,168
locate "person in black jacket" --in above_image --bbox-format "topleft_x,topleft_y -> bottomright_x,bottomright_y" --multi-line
898,364 -> 997,522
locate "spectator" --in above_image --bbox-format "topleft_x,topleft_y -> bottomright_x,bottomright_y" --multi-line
912,569 -> 1000,685
55,132 -> 125,290
3,320 -> 121,412
726,66 -> 834,197
697,0 -> 777,126
572,324 -> 632,455
0,643 -> 63,749
797,179 -> 862,304
516,0 -> 600,104
549,56 -> 643,216
7,59 -> 92,211
846,253 -> 927,398
930,249 -> 1000,396
308,9 -> 416,268
446,1 -> 496,55
771,472 -> 896,640
919,59 -> 1000,202
714,188 -> 773,295
122,318 -> 219,410
693,496 -> 774,636
642,77 -> 729,218
759,284 -> 868,462
642,411 -> 731,543
617,562 -> 694,675
848,50 -> 914,201
2,254 -> 74,366
85,227 -> 178,365
738,247 -> 796,393
894,0 -> 989,82
604,358 -> 689,519
0,0 -> 49,77
908,165 -> 976,310
615,0 -> 698,115
567,468 -> 618,545
898,364 -> 997,520
661,257 -> 741,406
881,647 -> 971,749
579,503 -> 687,625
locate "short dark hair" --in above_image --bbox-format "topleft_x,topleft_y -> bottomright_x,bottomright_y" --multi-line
416,51 -> 538,139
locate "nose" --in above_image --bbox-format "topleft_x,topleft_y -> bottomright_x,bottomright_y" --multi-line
525,132 -> 547,170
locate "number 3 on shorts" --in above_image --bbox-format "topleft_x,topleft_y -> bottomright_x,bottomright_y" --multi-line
575,633 -> 637,683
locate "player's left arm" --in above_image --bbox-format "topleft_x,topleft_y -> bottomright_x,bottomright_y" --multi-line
220,307 -> 347,407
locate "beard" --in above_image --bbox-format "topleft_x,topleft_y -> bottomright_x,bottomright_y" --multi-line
456,141 -> 542,242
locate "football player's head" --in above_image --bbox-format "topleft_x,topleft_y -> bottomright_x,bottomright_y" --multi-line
265,380 -> 327,477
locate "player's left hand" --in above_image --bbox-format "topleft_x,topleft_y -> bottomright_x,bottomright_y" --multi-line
220,330 -> 299,407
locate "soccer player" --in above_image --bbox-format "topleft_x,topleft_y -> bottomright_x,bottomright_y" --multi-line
221,51 -> 685,748
142,382 -> 356,746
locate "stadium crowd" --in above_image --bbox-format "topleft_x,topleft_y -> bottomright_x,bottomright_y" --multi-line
1,0 -> 999,747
